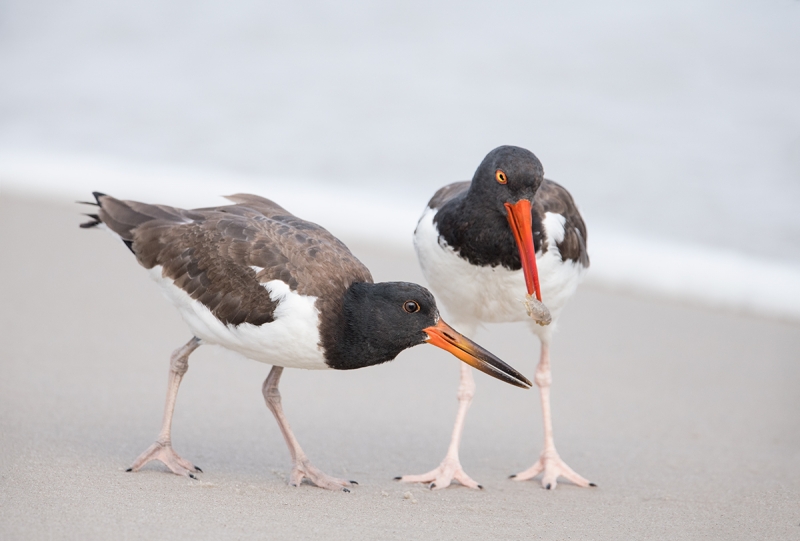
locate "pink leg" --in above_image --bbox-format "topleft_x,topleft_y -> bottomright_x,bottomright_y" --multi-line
512,341 -> 594,489
262,366 -> 354,492
397,362 -> 481,490
128,337 -> 202,477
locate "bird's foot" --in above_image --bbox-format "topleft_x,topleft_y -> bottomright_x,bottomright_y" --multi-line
395,456 -> 482,490
290,458 -> 355,492
127,440 -> 201,478
510,448 -> 593,490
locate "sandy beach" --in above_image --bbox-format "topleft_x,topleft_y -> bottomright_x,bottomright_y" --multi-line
1,193 -> 799,540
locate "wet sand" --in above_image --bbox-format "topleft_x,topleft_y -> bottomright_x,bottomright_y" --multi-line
1,193 -> 798,540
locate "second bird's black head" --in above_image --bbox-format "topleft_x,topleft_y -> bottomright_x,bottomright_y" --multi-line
468,145 -> 545,214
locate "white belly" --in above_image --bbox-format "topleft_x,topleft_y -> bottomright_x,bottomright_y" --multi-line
414,207 -> 586,331
148,266 -> 329,370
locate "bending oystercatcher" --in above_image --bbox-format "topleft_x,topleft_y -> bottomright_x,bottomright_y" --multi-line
398,145 -> 593,490
80,192 -> 531,491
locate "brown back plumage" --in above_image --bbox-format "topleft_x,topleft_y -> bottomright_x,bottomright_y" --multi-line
83,193 -> 373,327
534,179 -> 589,267
428,181 -> 470,210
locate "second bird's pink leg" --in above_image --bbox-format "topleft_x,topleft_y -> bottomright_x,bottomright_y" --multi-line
512,340 -> 594,489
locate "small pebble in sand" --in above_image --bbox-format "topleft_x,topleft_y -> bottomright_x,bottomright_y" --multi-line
381,490 -> 389,497
403,491 -> 412,499
524,294 -> 552,326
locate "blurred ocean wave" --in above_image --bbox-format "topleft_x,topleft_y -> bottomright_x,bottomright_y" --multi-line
2,1 -> 798,319
3,150 -> 799,322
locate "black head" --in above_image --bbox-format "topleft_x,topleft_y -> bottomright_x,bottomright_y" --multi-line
325,281 -> 533,389
327,281 -> 439,370
468,145 -> 544,213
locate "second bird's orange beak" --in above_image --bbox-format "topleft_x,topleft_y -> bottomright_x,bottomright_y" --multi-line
424,319 -> 532,389
504,199 -> 542,301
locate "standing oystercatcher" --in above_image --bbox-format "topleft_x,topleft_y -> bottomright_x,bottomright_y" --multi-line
81,192 -> 531,491
398,145 -> 592,490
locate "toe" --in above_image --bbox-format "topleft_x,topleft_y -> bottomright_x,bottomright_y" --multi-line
559,467 -> 591,487
512,460 -> 544,482
396,470 -> 439,484
453,469 -> 481,490
541,471 -> 559,490
289,468 -> 305,487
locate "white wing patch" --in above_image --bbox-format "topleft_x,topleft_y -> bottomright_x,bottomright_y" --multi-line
147,266 -> 329,370
542,212 -> 566,244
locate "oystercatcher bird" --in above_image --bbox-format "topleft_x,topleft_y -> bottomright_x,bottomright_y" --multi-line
80,192 -> 531,491
398,145 -> 592,490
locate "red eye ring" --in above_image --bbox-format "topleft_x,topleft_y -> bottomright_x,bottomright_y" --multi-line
496,170 -> 507,184
403,300 -> 420,313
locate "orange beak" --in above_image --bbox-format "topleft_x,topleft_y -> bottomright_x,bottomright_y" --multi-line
504,199 -> 542,301
424,319 -> 532,389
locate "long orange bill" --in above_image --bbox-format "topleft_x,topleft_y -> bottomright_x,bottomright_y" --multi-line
504,199 -> 542,301
424,319 -> 532,389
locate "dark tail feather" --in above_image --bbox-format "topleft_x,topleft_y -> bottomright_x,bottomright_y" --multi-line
80,192 -> 160,240
77,192 -> 104,207
79,192 -> 149,255
79,213 -> 102,228
79,192 -> 188,256
78,192 -> 106,228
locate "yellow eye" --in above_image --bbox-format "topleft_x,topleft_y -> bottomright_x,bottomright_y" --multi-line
403,300 -> 420,313
495,170 -> 507,184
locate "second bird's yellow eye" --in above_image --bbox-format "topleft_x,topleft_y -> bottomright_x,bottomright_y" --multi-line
496,170 -> 507,184
403,300 -> 420,313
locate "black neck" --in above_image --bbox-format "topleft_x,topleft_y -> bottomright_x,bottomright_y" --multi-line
434,190 -> 545,270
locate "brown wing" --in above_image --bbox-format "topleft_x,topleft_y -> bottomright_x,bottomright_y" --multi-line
93,193 -> 372,326
427,181 -> 471,209
533,179 -> 589,267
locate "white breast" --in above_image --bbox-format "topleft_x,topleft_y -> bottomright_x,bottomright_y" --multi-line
147,266 -> 330,370
413,207 -> 586,333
